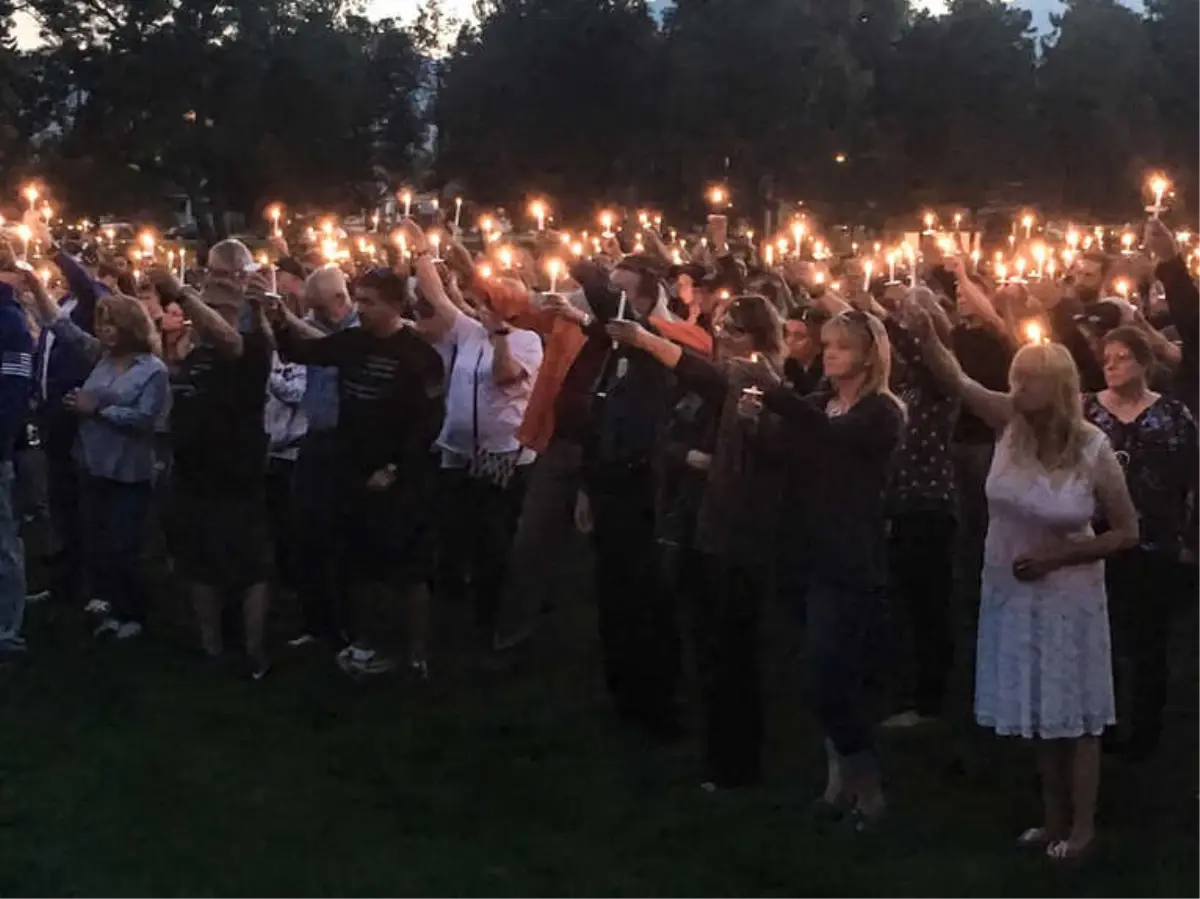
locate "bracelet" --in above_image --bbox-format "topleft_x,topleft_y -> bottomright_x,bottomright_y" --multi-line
489,327 -> 511,337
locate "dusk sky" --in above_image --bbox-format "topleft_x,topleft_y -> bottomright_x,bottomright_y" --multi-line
12,0 -> 1144,48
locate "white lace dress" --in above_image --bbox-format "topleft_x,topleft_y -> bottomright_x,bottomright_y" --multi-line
974,427 -> 1116,739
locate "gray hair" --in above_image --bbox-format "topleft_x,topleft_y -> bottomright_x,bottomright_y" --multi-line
304,265 -> 349,309
207,239 -> 254,274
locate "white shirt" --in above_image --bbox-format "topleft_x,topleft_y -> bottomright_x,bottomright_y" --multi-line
436,311 -> 542,465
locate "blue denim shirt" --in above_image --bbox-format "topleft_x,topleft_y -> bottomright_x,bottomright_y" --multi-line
53,318 -> 170,484
300,308 -> 358,432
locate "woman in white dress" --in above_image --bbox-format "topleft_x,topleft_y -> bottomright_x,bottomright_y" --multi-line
907,307 -> 1138,862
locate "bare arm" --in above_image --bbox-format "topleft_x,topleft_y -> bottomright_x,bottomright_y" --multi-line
177,287 -> 244,358
909,309 -> 1012,430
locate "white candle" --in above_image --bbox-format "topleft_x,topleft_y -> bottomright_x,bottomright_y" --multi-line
402,191 -> 412,218
454,197 -> 463,229
863,260 -> 873,293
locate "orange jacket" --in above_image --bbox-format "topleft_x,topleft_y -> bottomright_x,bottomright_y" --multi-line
484,278 -> 713,453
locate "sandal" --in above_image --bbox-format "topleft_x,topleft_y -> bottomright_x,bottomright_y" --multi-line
1046,838 -> 1096,864
1016,827 -> 1055,849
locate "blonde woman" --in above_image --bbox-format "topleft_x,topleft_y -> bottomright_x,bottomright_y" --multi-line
22,270 -> 169,638
751,308 -> 905,833
910,306 -> 1138,862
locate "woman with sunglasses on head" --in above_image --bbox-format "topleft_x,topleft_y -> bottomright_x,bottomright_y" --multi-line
607,295 -> 793,790
1083,326 -> 1196,761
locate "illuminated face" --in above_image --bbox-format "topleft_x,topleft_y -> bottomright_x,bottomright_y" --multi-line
95,309 -> 121,350
1075,258 -> 1105,302
785,318 -> 817,363
820,322 -> 869,379
1102,340 -> 1143,391
354,285 -> 399,335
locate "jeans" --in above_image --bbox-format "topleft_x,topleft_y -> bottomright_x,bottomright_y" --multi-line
0,461 -> 27,645
806,579 -> 886,768
697,557 -> 764,786
498,438 -> 585,638
588,463 -> 680,734
290,431 -> 343,640
889,510 -> 957,715
80,475 -> 153,624
439,465 -> 530,648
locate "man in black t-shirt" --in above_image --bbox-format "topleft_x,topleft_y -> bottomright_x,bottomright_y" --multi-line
150,268 -> 272,678
267,268 -> 444,679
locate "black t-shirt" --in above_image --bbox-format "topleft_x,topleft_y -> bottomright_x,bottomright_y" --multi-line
276,325 -> 445,482
952,325 -> 1013,445
170,330 -> 272,492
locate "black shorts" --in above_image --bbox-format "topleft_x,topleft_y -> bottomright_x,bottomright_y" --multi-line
337,479 -> 435,588
169,480 -> 270,591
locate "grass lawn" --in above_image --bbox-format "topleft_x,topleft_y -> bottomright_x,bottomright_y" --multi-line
0,574 -> 1196,897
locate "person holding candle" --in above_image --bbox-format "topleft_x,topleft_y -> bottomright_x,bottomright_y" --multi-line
397,220 -> 544,658
910,312 -> 1138,862
20,266 -> 168,639
266,267 -> 445,680
606,293 -> 790,782
150,265 -> 273,679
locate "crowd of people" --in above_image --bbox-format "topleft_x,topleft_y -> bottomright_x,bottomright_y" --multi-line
0,200 -> 1195,864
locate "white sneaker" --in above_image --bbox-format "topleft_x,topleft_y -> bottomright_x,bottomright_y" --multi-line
84,599 -> 111,615
93,618 -> 120,637
287,633 -> 318,648
115,621 -> 144,640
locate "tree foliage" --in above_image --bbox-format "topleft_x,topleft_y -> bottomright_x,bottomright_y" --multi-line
0,0 -> 1194,223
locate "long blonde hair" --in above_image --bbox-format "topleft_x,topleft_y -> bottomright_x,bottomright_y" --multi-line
1007,342 -> 1093,470
822,309 -> 906,418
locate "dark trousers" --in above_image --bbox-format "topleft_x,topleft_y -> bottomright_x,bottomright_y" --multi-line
696,556 -> 765,786
46,449 -> 85,603
265,456 -> 300,592
806,580 -> 885,761
79,475 -> 153,624
889,510 -> 957,716
589,464 -> 680,735
438,465 -> 529,648
290,432 -> 343,641
1106,548 -> 1178,755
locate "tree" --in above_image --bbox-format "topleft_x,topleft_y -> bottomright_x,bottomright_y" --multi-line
1037,0 -> 1160,216
435,0 -> 661,217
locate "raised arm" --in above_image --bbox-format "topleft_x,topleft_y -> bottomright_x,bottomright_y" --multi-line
902,302 -> 1012,431
148,267 -> 244,359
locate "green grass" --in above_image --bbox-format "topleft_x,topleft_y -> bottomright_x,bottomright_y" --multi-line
0,584 -> 1195,897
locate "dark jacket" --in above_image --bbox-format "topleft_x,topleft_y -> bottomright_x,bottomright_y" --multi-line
0,284 -> 35,463
1157,255 -> 1199,414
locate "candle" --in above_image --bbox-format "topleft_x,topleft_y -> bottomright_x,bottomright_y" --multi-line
1148,174 -> 1169,218
401,190 -> 412,218
498,247 -> 513,269
791,220 -> 805,256
612,290 -> 628,350
15,224 -> 30,261
953,212 -> 963,234
168,249 -> 175,271
571,242 -> 584,258
22,184 -> 37,212
1032,244 -> 1046,279
268,204 -> 283,237
269,264 -> 278,295
178,249 -> 186,281
1022,320 -> 1043,344
862,260 -> 873,293
41,204 -> 53,224
1121,232 -> 1135,254
1115,279 -> 1130,298
707,186 -> 727,210
906,244 -> 917,288
1066,228 -> 1079,250
923,211 -> 935,233
775,237 -> 789,257
546,257 -> 562,293
1022,213 -> 1034,242
478,262 -> 493,280
140,232 -> 156,257
887,251 -> 897,284
599,210 -> 614,236
371,210 -> 380,233
453,197 -> 462,229
764,244 -> 774,268
970,250 -> 981,273
429,230 -> 442,260
1014,256 -> 1027,282
996,262 -> 1008,284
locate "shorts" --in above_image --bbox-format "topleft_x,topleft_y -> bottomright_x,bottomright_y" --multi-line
169,480 -> 270,591
337,479 -> 435,588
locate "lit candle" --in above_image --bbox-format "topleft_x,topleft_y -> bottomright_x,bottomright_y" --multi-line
178,249 -> 186,281
22,184 -> 38,212
1022,213 -> 1034,242
953,212 -> 963,234
1032,244 -> 1046,279
970,250 -> 981,273
546,257 -> 562,293
529,201 -> 546,231
707,186 -> 727,210
454,197 -> 463,229
1014,256 -> 1027,282
923,211 -> 935,233
498,247 -> 513,270
401,190 -> 412,218
996,261 -> 1008,284
599,210 -> 614,236
775,237 -> 789,257
268,204 -> 283,237
1066,228 -> 1079,250
1023,320 -> 1044,344
906,244 -> 917,288
791,220 -> 806,256
764,243 -> 774,268
1115,279 -> 1130,299
140,232 -> 156,257
887,251 -> 897,284
571,242 -> 584,258
478,262 -> 493,280
41,204 -> 53,224
612,290 -> 629,350
1121,232 -> 1135,254
371,210 -> 380,233
1148,174 -> 1169,218
429,230 -> 442,260
862,260 -> 873,293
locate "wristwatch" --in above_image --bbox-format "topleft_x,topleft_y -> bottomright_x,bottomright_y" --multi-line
578,311 -> 593,329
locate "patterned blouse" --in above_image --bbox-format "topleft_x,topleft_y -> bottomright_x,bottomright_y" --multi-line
1083,393 -> 1198,556
885,318 -> 960,517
